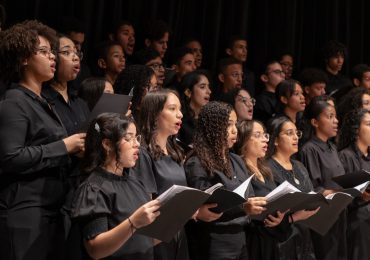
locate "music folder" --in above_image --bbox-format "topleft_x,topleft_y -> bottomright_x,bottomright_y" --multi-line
80,93 -> 132,131
137,175 -> 254,242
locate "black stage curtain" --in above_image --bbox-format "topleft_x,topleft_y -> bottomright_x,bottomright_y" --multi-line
2,0 -> 370,76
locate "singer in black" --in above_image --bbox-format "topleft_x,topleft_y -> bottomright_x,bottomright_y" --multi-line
0,20 -> 85,260
338,109 -> 370,259
185,102 -> 268,260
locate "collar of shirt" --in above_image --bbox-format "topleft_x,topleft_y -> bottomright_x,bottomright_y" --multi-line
311,136 -> 335,152
351,143 -> 370,161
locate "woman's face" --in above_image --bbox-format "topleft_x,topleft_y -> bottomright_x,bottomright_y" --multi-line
118,123 -> 140,168
27,36 -> 56,82
227,110 -> 238,148
234,89 -> 254,120
286,84 -> 306,112
190,75 -> 211,108
280,55 -> 294,79
57,37 -> 80,82
362,94 -> 370,111
274,121 -> 301,156
157,93 -> 183,136
314,105 -> 338,139
358,113 -> 370,147
244,122 -> 269,159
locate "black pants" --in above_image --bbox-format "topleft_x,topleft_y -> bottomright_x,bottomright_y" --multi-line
0,208 -> 64,260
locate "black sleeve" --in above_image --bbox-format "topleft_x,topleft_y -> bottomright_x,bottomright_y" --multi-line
298,146 -> 324,192
0,98 -> 69,174
82,215 -> 109,240
185,157 -> 214,190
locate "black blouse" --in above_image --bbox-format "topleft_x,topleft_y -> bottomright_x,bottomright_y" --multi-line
299,136 -> 345,192
268,158 -> 314,192
71,168 -> 153,260
131,147 -> 187,196
185,153 -> 252,224
42,85 -> 89,135
0,85 -> 69,212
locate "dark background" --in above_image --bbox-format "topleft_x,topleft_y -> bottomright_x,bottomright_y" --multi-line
2,0 -> 370,76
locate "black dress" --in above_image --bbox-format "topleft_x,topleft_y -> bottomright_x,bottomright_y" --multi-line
299,137 -> 347,260
0,85 -> 70,260
268,158 -> 316,260
339,145 -> 370,260
131,147 -> 189,260
71,168 -> 154,260
246,173 -> 292,260
184,153 -> 251,260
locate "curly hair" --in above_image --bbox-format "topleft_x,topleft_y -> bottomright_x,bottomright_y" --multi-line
0,20 -> 57,85
81,113 -> 134,173
298,68 -> 328,87
336,87 -> 370,126
337,109 -> 370,151
114,64 -> 155,121
235,120 -> 273,180
193,101 -> 233,178
139,89 -> 184,163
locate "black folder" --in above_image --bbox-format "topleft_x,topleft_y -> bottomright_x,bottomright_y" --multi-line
137,176 -> 253,242
332,169 -> 370,189
80,93 -> 132,131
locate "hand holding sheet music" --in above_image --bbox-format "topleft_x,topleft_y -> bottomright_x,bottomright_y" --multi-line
137,175 -> 254,242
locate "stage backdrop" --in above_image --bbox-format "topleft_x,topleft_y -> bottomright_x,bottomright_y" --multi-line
2,0 -> 370,77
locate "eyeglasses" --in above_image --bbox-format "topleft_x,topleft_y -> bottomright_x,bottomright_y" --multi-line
148,63 -> 165,71
123,134 -> 141,145
229,72 -> 244,80
237,95 -> 256,106
252,132 -> 269,141
36,47 -> 56,58
268,69 -> 285,76
58,49 -> 83,61
280,62 -> 293,69
281,129 -> 302,139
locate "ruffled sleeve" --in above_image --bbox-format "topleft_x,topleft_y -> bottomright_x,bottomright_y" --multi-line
71,181 -> 112,240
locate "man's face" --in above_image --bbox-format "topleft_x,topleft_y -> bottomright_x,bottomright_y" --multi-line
219,63 -> 243,92
227,40 -> 247,62
150,32 -> 169,58
359,71 -> 370,89
115,24 -> 135,56
175,53 -> 196,79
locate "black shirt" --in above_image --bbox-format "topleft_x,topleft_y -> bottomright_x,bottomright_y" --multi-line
71,168 -> 153,260
131,147 -> 187,196
0,85 -> 69,212
43,85 -> 89,135
184,153 -> 250,260
325,71 -> 352,96
299,136 -> 345,192
268,158 -> 314,192
254,90 -> 277,124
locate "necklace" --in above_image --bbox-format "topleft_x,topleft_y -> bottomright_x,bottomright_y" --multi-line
273,156 -> 300,185
289,169 -> 301,185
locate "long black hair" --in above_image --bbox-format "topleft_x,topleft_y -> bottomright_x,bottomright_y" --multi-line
81,113 -> 134,173
139,89 -> 184,163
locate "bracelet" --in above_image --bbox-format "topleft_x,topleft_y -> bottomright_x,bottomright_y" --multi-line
127,217 -> 137,236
